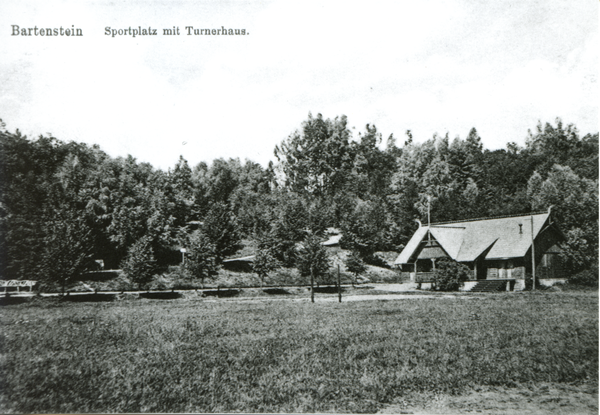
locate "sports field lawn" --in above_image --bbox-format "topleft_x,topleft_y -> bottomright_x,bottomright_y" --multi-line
0,291 -> 597,413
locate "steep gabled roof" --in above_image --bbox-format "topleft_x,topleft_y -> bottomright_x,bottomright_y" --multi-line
395,226 -> 428,264
429,226 -> 466,258
395,211 -> 553,265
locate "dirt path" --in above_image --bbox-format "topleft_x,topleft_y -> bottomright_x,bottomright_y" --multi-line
195,292 -> 483,304
305,293 -> 480,302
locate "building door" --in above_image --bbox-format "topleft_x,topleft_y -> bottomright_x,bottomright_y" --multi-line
476,261 -> 485,280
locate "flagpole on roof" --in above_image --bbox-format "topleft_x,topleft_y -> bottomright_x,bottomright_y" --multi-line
427,195 -> 431,244
427,195 -> 431,228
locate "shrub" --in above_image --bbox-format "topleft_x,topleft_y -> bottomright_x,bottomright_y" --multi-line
433,258 -> 471,291
568,265 -> 599,288
524,273 -> 544,291
182,231 -> 218,288
364,253 -> 390,268
345,251 -> 366,285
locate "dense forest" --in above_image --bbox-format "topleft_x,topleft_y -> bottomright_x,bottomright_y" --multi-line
0,114 -> 598,290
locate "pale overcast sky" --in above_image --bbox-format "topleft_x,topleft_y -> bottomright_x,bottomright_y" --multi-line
1,0 -> 597,170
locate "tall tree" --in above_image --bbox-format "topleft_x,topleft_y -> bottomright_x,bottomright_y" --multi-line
121,235 -> 157,291
252,249 -> 280,288
40,209 -> 96,294
167,156 -> 195,226
274,113 -> 354,197
204,158 -> 242,204
349,124 -> 397,199
525,118 -> 599,180
229,160 -> 273,236
340,197 -> 394,257
527,164 -> 599,271
201,202 -> 241,263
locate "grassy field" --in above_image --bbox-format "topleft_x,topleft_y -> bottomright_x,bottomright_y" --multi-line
0,291 -> 597,413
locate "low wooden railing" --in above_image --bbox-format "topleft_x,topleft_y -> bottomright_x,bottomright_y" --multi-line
415,271 -> 476,283
414,272 -> 436,283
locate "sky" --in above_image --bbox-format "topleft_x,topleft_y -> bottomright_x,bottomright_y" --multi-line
1,0 -> 598,170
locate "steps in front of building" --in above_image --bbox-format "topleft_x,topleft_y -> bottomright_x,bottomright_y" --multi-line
469,280 -> 509,292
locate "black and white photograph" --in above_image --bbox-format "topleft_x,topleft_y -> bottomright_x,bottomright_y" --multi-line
0,1 -> 598,413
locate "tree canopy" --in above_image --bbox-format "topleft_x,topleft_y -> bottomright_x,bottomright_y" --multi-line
0,115 -> 597,289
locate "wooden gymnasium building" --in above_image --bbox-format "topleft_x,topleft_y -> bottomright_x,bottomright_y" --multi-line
394,208 -> 566,291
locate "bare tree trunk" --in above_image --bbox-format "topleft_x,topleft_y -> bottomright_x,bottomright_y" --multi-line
337,265 -> 342,303
310,266 -> 314,303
